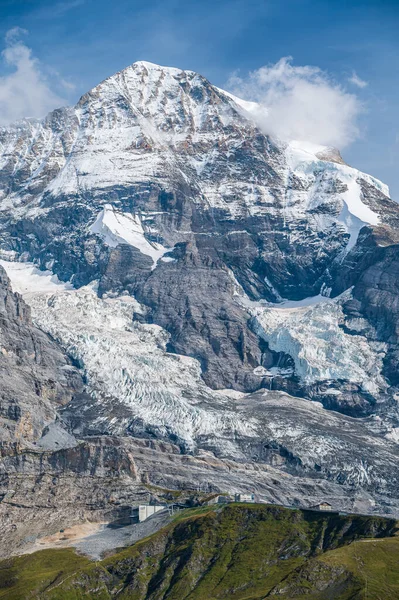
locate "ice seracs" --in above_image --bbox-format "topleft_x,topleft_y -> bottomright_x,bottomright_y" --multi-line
0,259 -> 257,455
239,289 -> 387,395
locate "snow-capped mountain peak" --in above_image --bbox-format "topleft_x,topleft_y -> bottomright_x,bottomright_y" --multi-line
0,60 -> 391,234
2,59 -> 399,519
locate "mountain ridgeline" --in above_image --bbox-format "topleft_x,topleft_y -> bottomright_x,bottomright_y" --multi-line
0,505 -> 398,599
0,60 -> 399,559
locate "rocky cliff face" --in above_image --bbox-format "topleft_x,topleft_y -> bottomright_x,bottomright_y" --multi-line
0,265 -> 82,446
1,60 -> 399,548
333,225 -> 399,388
0,61 -> 397,399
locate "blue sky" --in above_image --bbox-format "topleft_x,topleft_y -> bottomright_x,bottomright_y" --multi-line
0,0 -> 398,197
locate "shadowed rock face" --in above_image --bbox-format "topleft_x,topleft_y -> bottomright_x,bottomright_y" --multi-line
0,265 -> 83,445
101,243 -> 273,391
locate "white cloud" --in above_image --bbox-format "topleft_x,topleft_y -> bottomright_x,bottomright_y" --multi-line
0,28 -> 67,125
348,71 -> 368,89
5,26 -> 28,45
227,57 -> 362,149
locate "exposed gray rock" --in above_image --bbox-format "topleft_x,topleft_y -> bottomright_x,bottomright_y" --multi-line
0,265 -> 83,445
1,431 -> 397,557
0,60 -> 399,560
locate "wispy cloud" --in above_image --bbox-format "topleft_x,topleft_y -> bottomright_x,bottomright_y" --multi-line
32,0 -> 86,20
227,57 -> 362,149
0,28 -> 69,125
52,0 -> 86,16
348,71 -> 368,89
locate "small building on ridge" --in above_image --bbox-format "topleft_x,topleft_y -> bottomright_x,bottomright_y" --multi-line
310,501 -> 333,512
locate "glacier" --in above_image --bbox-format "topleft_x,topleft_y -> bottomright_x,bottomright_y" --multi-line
0,259 -> 257,456
1,59 -> 399,525
251,295 -> 387,395
229,269 -> 388,395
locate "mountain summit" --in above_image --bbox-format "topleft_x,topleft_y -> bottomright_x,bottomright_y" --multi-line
1,61 -> 399,549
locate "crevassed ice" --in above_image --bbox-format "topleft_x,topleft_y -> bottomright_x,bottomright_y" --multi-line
0,260 -> 256,453
247,291 -> 387,394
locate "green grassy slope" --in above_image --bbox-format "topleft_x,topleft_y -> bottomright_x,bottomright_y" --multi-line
0,549 -> 91,600
271,535 -> 399,599
0,504 -> 397,600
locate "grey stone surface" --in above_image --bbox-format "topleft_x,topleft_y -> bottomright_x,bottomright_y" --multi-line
0,265 -> 83,445
75,510 -> 172,560
1,61 -> 399,559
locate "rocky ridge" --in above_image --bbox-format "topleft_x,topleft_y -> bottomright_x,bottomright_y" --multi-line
1,61 -> 399,552
1,504 -> 397,599
0,265 -> 82,446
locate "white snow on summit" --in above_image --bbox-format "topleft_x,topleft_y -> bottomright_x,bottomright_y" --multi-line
216,87 -> 261,115
284,140 -> 383,248
0,60 -> 392,257
215,88 -> 386,245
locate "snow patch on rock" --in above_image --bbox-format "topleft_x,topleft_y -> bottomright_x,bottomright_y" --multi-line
90,204 -> 170,268
0,260 -> 73,295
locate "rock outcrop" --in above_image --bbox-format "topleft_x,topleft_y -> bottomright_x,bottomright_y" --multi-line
1,61 -> 399,555
0,265 -> 82,446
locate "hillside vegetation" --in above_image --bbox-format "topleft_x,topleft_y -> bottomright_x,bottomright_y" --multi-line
0,504 -> 398,599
